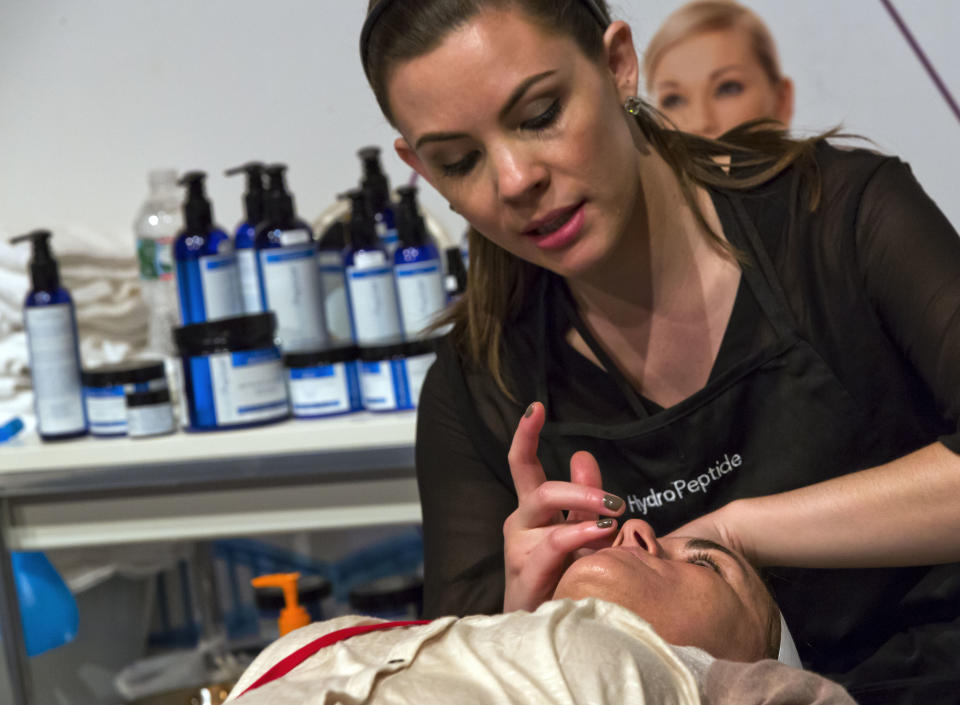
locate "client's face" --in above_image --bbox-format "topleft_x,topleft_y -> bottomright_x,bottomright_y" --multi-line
553,520 -> 777,662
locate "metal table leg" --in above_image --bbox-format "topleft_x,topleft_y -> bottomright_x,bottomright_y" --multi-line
0,498 -> 32,705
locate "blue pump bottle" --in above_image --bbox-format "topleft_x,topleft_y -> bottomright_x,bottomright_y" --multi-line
357,147 -> 399,254
393,186 -> 446,339
343,189 -> 403,345
255,164 -> 328,351
9,230 -> 88,440
225,162 -> 266,314
174,171 -> 242,325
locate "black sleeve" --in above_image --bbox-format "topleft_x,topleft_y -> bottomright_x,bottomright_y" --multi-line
855,158 -> 960,452
415,341 -> 517,617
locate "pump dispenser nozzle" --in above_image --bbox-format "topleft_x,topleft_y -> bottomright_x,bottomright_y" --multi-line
346,188 -> 378,250
177,171 -> 214,233
225,162 -> 266,225
263,163 -> 297,224
357,146 -> 391,213
10,230 -> 61,292
251,572 -> 311,637
395,186 -> 429,248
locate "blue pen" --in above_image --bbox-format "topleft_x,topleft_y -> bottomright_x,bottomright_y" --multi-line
0,417 -> 25,443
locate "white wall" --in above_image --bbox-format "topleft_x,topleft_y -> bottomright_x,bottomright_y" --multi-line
0,0 -> 957,249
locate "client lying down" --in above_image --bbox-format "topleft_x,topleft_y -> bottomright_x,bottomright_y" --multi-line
226,521 -> 853,704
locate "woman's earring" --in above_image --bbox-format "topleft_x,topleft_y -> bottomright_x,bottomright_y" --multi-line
623,96 -> 644,116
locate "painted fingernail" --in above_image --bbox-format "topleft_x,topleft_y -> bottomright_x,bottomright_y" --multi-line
523,403 -> 536,418
603,495 -> 624,511
597,517 -> 614,529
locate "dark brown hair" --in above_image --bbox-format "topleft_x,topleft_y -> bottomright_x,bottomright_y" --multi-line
362,0 -> 827,395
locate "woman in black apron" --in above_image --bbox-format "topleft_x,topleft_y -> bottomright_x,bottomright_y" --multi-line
360,1 -> 960,701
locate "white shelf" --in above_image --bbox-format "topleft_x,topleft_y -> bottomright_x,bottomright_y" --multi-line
2,411 -> 418,474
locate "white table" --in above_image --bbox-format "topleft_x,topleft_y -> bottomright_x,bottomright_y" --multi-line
0,411 -> 420,705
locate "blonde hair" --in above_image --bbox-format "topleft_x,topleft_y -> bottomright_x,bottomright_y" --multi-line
643,0 -> 783,90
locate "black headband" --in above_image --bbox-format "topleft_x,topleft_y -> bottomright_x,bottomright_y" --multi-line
360,0 -> 611,76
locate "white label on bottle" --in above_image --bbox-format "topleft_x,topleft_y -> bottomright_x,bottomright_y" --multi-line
236,248 -> 263,313
84,386 -> 127,434
24,304 -> 86,435
346,264 -> 401,345
127,403 -> 175,437
360,360 -> 398,411
317,251 -> 352,344
208,349 -> 289,426
395,260 -> 446,338
279,229 -> 310,247
260,243 -> 328,350
288,363 -> 351,415
404,352 -> 437,408
199,253 -> 243,320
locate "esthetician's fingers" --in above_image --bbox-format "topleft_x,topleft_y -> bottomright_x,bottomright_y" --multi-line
507,402 -> 549,500
567,450 -> 623,524
513,480 -> 621,529
503,519 -> 619,612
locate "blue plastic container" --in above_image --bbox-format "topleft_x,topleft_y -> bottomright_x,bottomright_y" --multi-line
174,313 -> 289,430
284,346 -> 362,418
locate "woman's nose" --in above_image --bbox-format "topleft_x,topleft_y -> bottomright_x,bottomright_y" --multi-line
691,96 -> 720,139
493,145 -> 548,204
613,519 -> 663,557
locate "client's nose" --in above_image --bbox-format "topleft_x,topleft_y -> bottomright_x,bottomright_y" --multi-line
613,519 -> 663,557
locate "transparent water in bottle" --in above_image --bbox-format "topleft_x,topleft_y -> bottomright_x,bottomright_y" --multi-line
134,169 -> 182,356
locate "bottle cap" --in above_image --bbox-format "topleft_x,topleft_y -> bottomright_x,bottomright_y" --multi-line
177,171 -> 214,233
174,312 -> 277,356
357,146 -> 391,213
125,388 -> 171,408
250,572 -> 311,637
81,360 -> 166,388
444,247 -> 468,295
395,185 -> 429,248
9,230 -> 60,292
263,163 -> 297,225
225,162 -> 267,225
284,345 -> 358,368
346,189 -> 379,250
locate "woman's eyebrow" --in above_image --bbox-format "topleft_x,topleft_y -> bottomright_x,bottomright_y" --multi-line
684,537 -> 748,574
413,70 -> 556,149
498,70 -> 556,120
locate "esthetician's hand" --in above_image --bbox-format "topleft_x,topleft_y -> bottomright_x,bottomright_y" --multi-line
666,502 -> 753,564
503,402 -> 625,613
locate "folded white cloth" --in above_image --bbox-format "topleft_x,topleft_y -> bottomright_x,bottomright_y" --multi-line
0,224 -> 151,427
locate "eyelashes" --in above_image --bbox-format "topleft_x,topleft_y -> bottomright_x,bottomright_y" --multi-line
688,552 -> 722,575
439,99 -> 563,177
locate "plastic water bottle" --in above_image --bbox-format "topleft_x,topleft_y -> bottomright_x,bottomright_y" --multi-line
134,169 -> 182,356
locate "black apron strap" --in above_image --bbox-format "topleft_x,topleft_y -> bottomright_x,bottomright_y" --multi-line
715,190 -> 799,339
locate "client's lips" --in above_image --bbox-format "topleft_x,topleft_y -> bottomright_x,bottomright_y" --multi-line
521,202 -> 586,250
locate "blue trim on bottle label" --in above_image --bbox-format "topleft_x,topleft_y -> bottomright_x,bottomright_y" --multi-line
265,248 -> 316,264
186,355 -> 217,428
84,386 -> 125,398
290,366 -> 336,380
348,266 -> 392,279
395,264 -> 440,277
232,349 -> 282,367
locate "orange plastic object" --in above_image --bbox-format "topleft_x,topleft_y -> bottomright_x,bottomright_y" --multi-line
251,572 -> 311,636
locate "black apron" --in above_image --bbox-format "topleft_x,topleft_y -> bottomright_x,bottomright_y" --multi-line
532,188 -> 960,702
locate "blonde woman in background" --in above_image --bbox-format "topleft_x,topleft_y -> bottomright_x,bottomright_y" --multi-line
644,0 -> 793,138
